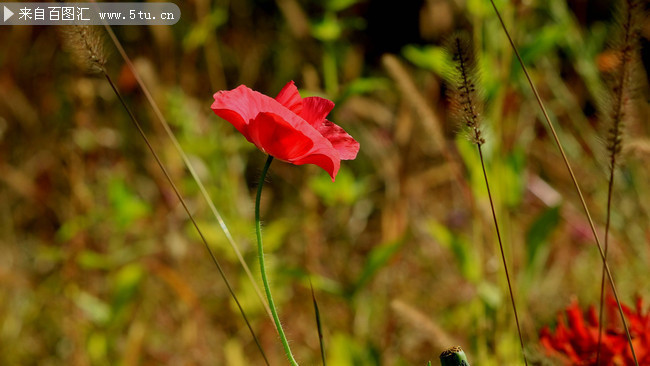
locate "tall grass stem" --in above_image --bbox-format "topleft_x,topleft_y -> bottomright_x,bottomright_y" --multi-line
478,146 -> 528,365
98,21 -> 273,321
450,33 -> 527,364
596,2 -> 639,363
101,71 -> 270,366
488,1 -> 638,364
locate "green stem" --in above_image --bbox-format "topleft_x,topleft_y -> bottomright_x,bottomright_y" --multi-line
256,155 -> 299,366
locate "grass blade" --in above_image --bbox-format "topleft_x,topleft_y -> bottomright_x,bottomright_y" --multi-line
310,280 -> 327,366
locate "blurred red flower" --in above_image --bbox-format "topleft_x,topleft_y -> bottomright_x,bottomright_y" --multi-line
540,297 -> 650,365
211,81 -> 359,181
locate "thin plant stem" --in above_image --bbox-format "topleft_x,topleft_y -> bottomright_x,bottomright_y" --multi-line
597,2 -> 636,361
596,162 -> 616,365
98,19 -> 273,321
478,146 -> 528,366
101,72 -> 270,366
255,155 -> 299,366
450,34 -> 527,364
488,1 -> 638,364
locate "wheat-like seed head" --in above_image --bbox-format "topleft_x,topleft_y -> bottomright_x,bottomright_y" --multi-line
61,25 -> 107,74
603,0 -> 643,168
446,32 -> 484,146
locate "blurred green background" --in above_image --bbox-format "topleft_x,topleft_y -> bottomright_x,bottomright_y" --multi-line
1,0 -> 649,364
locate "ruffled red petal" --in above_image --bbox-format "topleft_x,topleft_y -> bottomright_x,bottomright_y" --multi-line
275,81 -> 303,115
299,96 -> 334,127
315,120 -> 360,160
290,153 -> 338,181
298,97 -> 359,160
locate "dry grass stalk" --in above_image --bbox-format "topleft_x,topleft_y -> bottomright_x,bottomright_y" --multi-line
61,25 -> 107,74
391,299 -> 459,354
597,0 -> 643,363
60,24 -> 270,365
446,31 -> 528,365
98,23 -> 273,321
487,0 -> 640,364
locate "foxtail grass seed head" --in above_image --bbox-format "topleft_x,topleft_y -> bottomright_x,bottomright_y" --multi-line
439,346 -> 470,366
446,33 -> 484,146
602,0 -> 643,168
61,25 -> 107,74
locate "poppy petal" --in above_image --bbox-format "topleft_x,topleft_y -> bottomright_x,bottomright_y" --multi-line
290,153 -> 339,181
249,112 -> 341,180
300,97 -> 358,160
211,85 -> 257,141
299,96 -> 335,127
316,120 -> 360,160
275,81 -> 303,114
247,112 -> 314,161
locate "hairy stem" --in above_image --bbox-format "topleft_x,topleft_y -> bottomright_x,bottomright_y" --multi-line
256,155 -> 299,366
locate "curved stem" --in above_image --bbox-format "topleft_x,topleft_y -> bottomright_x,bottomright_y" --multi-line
478,145 -> 528,366
256,155 -> 299,366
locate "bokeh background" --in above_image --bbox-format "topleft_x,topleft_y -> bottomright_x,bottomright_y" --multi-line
1,0 -> 649,364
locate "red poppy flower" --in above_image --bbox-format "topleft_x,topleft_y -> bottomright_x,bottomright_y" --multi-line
539,297 -> 650,365
211,81 -> 359,181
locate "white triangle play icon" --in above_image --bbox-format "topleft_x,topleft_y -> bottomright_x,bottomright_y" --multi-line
4,6 -> 14,22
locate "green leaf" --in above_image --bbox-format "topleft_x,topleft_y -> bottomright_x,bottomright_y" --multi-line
526,205 -> 561,266
327,333 -> 375,365
111,263 -> 144,315
427,221 -> 480,283
339,77 -> 390,99
311,13 -> 342,42
183,8 -> 228,51
77,250 -> 111,270
477,281 -> 502,310
520,24 -> 566,64
500,149 -> 526,208
402,45 -> 455,81
73,289 -> 111,326
87,332 -> 108,363
326,0 -> 363,12
353,238 -> 403,292
108,179 -> 150,230
309,167 -> 365,206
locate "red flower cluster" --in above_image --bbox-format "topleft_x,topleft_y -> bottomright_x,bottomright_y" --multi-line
540,297 -> 650,365
211,81 -> 359,181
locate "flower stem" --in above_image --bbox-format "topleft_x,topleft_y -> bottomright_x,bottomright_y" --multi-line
256,155 -> 299,366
